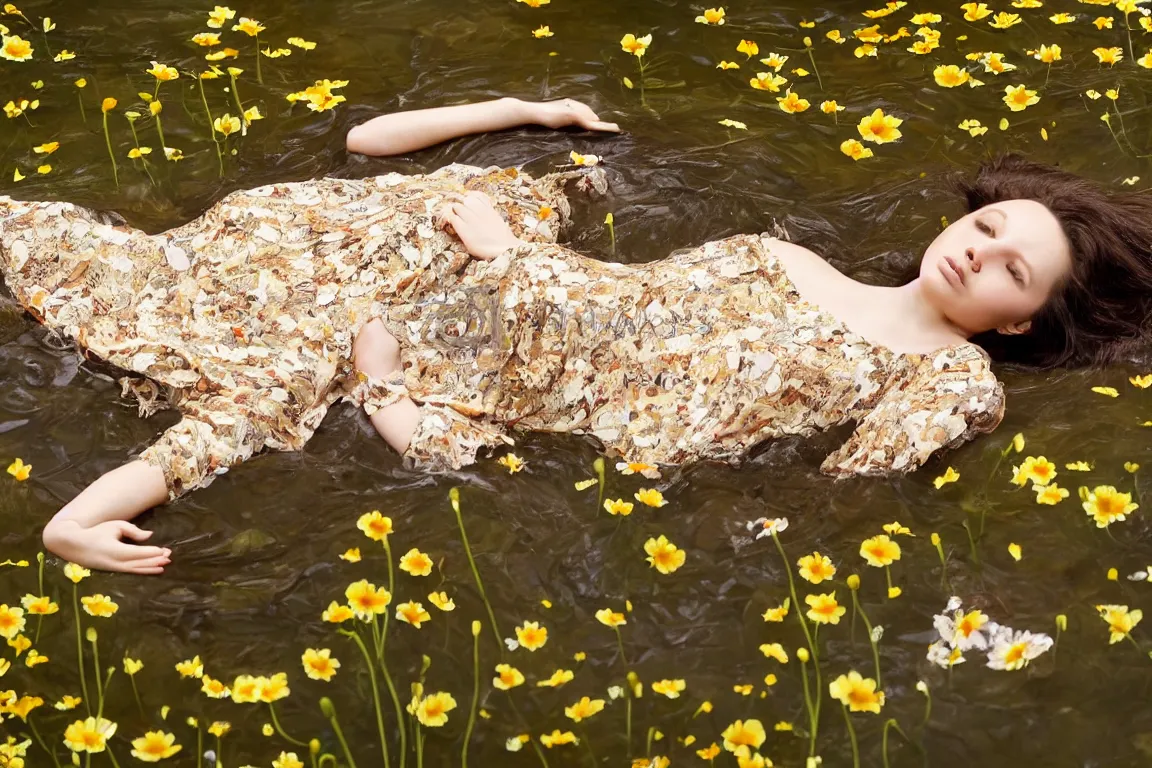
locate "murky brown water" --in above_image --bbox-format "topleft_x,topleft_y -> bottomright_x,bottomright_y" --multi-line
3,0 -> 1152,766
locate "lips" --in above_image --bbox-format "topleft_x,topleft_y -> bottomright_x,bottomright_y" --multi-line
943,255 -> 965,286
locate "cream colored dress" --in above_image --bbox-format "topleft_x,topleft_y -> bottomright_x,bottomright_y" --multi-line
0,163 -> 1004,500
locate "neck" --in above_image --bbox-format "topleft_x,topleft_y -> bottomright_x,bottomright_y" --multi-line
887,278 -> 973,339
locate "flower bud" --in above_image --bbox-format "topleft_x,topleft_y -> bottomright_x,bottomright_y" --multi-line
319,697 -> 336,719
803,36 -> 812,47
930,532 -> 941,547
449,487 -> 460,514
85,627 -> 97,642
101,97 -> 117,113
1055,614 -> 1067,632
797,647 -> 810,663
846,574 -> 860,590
471,620 -> 481,637
310,739 -> 321,756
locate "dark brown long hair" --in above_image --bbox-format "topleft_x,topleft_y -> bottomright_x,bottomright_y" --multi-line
958,153 -> 1152,370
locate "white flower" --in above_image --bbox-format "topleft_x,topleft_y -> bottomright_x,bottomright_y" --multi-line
915,680 -> 929,694
986,629 -> 1053,671
944,596 -> 962,612
506,737 -> 524,752
870,625 -> 884,643
607,685 -> 625,700
1127,569 -> 1150,582
747,517 -> 789,539
504,637 -> 519,652
926,640 -> 965,668
933,608 -> 997,651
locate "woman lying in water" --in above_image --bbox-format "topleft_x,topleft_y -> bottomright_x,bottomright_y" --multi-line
5,96 -> 1150,573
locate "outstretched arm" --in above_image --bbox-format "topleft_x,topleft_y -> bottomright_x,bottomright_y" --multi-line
346,96 -> 620,156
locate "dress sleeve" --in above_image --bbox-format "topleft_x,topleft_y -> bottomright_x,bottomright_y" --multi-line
345,369 -> 515,472
136,395 -> 268,501
820,347 -> 1005,478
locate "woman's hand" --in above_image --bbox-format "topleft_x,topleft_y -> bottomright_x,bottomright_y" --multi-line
43,518 -> 171,575
438,191 -> 525,261
532,98 -> 621,133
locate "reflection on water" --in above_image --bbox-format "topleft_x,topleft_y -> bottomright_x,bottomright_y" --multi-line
2,0 -> 1152,766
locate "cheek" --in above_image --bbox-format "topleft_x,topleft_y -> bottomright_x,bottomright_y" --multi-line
968,278 -> 1042,324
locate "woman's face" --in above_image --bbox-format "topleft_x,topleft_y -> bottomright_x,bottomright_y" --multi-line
919,198 -> 1073,335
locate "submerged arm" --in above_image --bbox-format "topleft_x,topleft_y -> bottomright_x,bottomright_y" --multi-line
345,96 -> 620,156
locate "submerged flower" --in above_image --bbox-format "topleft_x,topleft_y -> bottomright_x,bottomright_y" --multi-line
63,718 -> 117,754
497,452 -> 526,473
515,621 -> 548,651
414,692 -> 456,727
130,731 -> 181,762
860,535 -> 901,566
357,509 -> 392,541
0,605 -> 25,639
399,548 -> 433,576
1097,604 -> 1142,644
1012,456 -> 1056,486
0,34 -> 31,61
540,730 -> 578,748
395,601 -> 431,628
840,139 -> 874,160
651,679 -> 686,698
6,458 -> 30,480
805,592 -> 846,625
604,498 -> 634,516
634,488 -> 668,507
595,608 -> 627,627
345,580 -> 391,620
986,628 -> 1053,670
644,535 -> 686,574
301,649 -> 340,681
493,663 -> 525,690
564,696 -> 605,721
536,669 -> 574,688
1081,485 -> 1138,527
797,552 -> 836,584
721,719 -> 765,753
828,671 -> 885,713
857,108 -> 903,143
80,595 -> 118,618
1034,483 -> 1069,505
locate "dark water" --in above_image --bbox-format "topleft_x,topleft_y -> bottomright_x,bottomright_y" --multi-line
3,0 -> 1152,766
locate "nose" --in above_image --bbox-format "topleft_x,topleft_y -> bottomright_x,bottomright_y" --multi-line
966,247 -> 982,273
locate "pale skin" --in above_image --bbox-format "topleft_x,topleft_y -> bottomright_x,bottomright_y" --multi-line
41,95 -> 1073,574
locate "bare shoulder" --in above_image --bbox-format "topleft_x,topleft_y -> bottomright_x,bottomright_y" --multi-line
760,236 -> 848,293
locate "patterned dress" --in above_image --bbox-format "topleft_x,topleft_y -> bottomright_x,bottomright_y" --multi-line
0,163 -> 1004,500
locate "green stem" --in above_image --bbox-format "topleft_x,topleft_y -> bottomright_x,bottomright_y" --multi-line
450,488 -> 503,653
772,531 -> 820,756
842,706 -> 860,768
269,703 -> 309,747
154,112 -> 167,152
613,626 -> 629,666
101,111 -> 119,191
127,121 -> 158,187
255,35 -> 263,84
229,73 -> 245,134
461,628 -> 480,768
625,693 -> 633,757
415,724 -> 424,768
196,723 -> 202,768
919,684 -> 932,729
341,629 -> 391,768
129,674 -> 145,718
322,700 -> 358,768
28,715 -> 62,768
197,78 -> 225,177
850,590 -> 882,688
806,46 -> 823,91
72,587 -> 91,715
377,622 -> 406,768
798,656 -> 817,750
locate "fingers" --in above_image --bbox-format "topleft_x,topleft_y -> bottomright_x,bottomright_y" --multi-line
121,544 -> 171,561
114,520 -> 153,542
585,120 -> 622,133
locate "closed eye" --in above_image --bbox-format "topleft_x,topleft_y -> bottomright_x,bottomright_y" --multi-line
1007,263 -> 1025,285
976,219 -> 995,236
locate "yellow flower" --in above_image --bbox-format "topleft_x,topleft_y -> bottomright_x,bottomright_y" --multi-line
301,649 -> 340,682
1094,47 -> 1124,66
634,488 -> 668,507
820,99 -> 844,114
261,47 -> 292,58
8,633 -> 30,654
146,62 -> 179,81
1014,456 -> 1057,486
257,672 -> 289,703
856,108 -> 903,143
130,731 -> 181,762
716,60 -> 740,69
620,33 -> 652,57
287,37 -> 316,50
0,34 -> 31,61
696,7 -> 726,24
0,605 -> 25,639
123,658 -> 143,675
720,719 -> 765,753
396,601 -> 431,628
53,49 -> 74,61
1130,374 -> 1152,389
797,552 -> 836,584
32,141 -> 58,155
882,521 -> 913,536
651,678 -> 686,698
322,601 -> 354,623
128,147 -> 153,159
206,5 -> 236,28
493,663 -> 525,690
749,72 -> 787,91
981,52 -> 1016,75
603,498 -> 634,516
175,656 -> 203,679
1081,485 -> 1138,528
1031,44 -> 1061,64
961,2 -> 993,21
55,695 -> 82,710
345,579 -> 391,620
20,594 -> 57,615
1097,604 -> 1142,644
737,39 -> 759,58
516,620 -> 548,650
428,591 -> 456,611
497,452 -> 525,473
564,696 -> 605,722
988,11 -> 1021,28
1139,51 -> 1152,69
1034,483 -> 1069,505
61,562 -> 87,583
860,534 -> 901,566
805,592 -> 846,624
232,17 -> 265,36
855,24 -> 883,42
759,642 -> 788,663
517,0 -> 550,5
339,548 -> 360,563
532,25 -> 553,38
191,32 -> 220,46
6,458 -> 30,480
207,722 -> 230,738
243,105 -> 263,126
1091,386 -> 1120,397
399,548 -> 434,576
273,752 -> 304,768
933,64 -> 969,88
415,692 -> 456,727
213,114 -> 241,136
762,598 -> 790,622
80,595 -> 118,618
829,671 -> 885,713
540,730 -> 578,748
200,676 -> 230,698
63,717 -> 117,753
759,51 -> 789,71
826,29 -> 845,43
1066,461 -> 1092,471
777,90 -> 810,113
1002,84 -> 1039,112
595,608 -> 627,627
840,139 -> 874,160
644,535 -> 686,574
356,509 -> 393,541
205,47 -> 240,61
539,667 -> 576,686
1008,543 -> 1022,561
